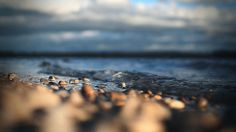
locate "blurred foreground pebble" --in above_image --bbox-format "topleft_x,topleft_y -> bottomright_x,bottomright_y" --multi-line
0,74 -> 235,132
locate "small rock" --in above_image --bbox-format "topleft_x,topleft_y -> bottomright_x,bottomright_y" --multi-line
99,101 -> 112,110
97,88 -> 106,95
82,77 -> 90,83
191,96 -> 197,100
119,82 -> 126,89
57,90 -> 69,98
48,76 -> 57,81
138,90 -> 144,94
127,90 -> 138,98
58,81 -> 68,87
147,90 -> 154,97
40,78 -> 49,85
153,95 -> 162,101
114,100 -> 126,107
157,91 -> 162,95
50,85 -> 59,91
8,73 -> 17,81
69,79 -> 80,84
197,97 -> 208,109
164,98 -> 185,110
69,91 -> 84,106
110,92 -> 127,102
81,83 -> 96,101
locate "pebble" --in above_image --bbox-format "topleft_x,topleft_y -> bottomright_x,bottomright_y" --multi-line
119,82 -> 126,89
82,77 -> 90,83
164,98 -> 185,110
48,76 -> 57,81
147,90 -> 154,97
197,97 -> 208,109
97,88 -> 106,95
69,79 -> 80,84
153,95 -> 162,101
114,100 -> 126,107
98,101 -> 112,110
50,85 -> 59,91
191,96 -> 197,100
127,90 -> 138,98
69,91 -> 84,106
40,78 -> 49,85
110,92 -> 127,102
57,90 -> 69,98
81,83 -> 96,101
58,81 -> 68,87
8,73 -> 17,81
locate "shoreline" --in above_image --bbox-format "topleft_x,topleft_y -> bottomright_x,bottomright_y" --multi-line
1,51 -> 236,59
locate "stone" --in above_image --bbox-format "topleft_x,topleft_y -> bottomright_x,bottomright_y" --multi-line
8,73 -> 17,81
119,82 -> 126,89
69,79 -> 80,84
110,92 -> 127,102
81,83 -> 96,101
48,76 -> 57,81
164,98 -> 185,110
153,95 -> 162,101
58,81 -> 68,88
50,85 -> 59,91
40,78 -> 49,85
82,77 -> 90,83
197,97 -> 208,109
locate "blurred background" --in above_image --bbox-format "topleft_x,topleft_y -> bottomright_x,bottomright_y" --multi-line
0,0 -> 235,55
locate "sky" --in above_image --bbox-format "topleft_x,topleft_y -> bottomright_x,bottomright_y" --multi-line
0,0 -> 235,53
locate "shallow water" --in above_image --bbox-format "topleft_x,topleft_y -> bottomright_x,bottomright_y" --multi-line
1,57 -> 236,95
1,57 -> 236,82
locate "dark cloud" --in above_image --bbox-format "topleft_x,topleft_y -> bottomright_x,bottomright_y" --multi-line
0,0 -> 235,53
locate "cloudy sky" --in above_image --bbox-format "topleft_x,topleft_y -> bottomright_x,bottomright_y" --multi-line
0,0 -> 235,53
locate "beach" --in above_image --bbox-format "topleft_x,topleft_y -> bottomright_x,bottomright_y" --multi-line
0,57 -> 236,132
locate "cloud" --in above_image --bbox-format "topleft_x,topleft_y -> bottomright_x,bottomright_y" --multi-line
0,0 -> 235,53
0,0 -> 82,14
0,0 -> 235,37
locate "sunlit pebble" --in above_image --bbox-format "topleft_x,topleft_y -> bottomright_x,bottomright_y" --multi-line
48,76 -> 57,81
97,88 -> 105,95
58,81 -> 68,87
82,77 -> 90,83
147,90 -> 154,97
81,83 -> 96,102
138,90 -> 144,94
8,73 -> 17,81
98,101 -> 112,110
153,95 -> 162,101
157,91 -> 162,95
127,90 -> 138,98
69,91 -> 84,106
143,93 -> 150,99
197,97 -> 208,109
50,85 -> 59,91
119,82 -> 126,89
110,92 -> 127,101
57,90 -> 69,98
40,78 -> 49,85
164,98 -> 185,110
69,79 -> 80,84
114,100 -> 126,107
